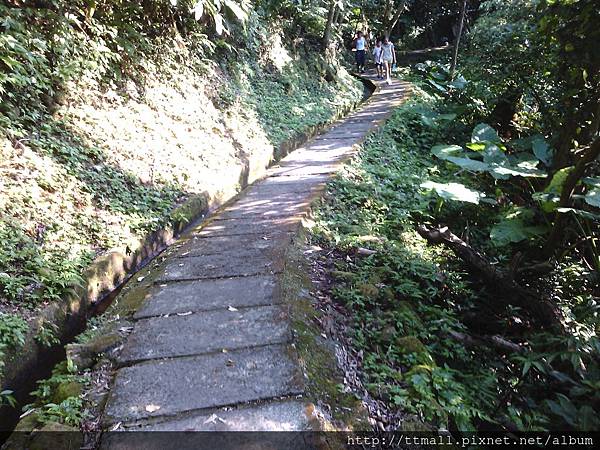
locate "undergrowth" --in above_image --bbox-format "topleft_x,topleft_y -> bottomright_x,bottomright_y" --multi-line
310,86 -> 600,432
0,3 -> 362,318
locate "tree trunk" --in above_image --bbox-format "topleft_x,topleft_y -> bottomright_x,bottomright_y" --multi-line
333,6 -> 342,27
446,330 -> 525,354
386,0 -> 408,38
417,225 -> 563,330
449,0 -> 467,80
322,1 -> 337,49
543,136 -> 600,255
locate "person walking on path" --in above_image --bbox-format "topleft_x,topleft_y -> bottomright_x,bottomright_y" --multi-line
353,31 -> 367,73
372,39 -> 384,79
381,37 -> 396,85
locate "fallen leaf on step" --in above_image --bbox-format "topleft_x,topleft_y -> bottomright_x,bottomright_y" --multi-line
227,306 -> 238,312
145,404 -> 161,413
204,414 -> 218,424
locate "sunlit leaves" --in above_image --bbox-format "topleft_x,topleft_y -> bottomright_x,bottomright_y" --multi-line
471,123 -> 500,143
191,0 -> 248,35
584,189 -> 600,208
431,144 -> 463,158
431,123 -> 547,179
490,207 -> 548,246
421,181 -> 485,204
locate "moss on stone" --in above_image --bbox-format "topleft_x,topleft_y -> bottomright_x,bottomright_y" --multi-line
396,301 -> 424,334
395,336 -> 435,365
396,336 -> 428,354
331,270 -> 355,281
51,381 -> 82,404
283,232 -> 370,432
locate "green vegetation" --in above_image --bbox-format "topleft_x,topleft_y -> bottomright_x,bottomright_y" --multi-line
1,0 -> 598,439
23,361 -> 88,427
0,0 -> 362,319
0,313 -> 28,373
311,0 -> 599,433
312,97 -> 500,430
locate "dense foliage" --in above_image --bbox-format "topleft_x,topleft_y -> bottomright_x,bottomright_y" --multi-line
1,0 -> 598,436
311,0 -> 599,434
0,0 -> 362,372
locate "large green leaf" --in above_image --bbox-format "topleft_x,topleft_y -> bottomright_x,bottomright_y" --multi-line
447,76 -> 467,89
431,144 -> 463,159
466,142 -> 486,152
482,143 -> 508,165
537,166 -> 573,212
583,177 -> 600,189
531,135 -> 553,166
489,163 -> 546,179
445,156 -> 490,172
427,79 -> 447,93
557,208 -> 600,221
545,166 -> 573,194
421,181 -> 485,204
471,123 -> 500,144
584,188 -> 600,208
490,208 -> 548,246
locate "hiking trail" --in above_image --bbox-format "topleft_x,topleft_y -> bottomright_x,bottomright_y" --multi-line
100,74 -> 410,439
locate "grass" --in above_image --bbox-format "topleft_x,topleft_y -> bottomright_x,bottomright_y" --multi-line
310,96 -> 496,431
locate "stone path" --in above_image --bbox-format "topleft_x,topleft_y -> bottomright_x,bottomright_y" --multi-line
100,75 -> 410,437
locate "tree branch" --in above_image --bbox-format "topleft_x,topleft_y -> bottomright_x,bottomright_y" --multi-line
449,0 -> 467,80
417,225 -> 563,330
544,135 -> 600,255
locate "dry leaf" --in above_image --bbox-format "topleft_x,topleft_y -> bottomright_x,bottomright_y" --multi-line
145,404 -> 161,413
203,413 -> 218,424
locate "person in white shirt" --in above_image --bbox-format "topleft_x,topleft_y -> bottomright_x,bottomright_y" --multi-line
372,39 -> 384,79
381,36 -> 396,85
353,31 -> 367,73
